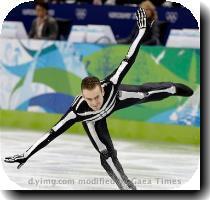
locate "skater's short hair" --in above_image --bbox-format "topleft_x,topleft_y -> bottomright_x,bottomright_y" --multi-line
81,76 -> 102,91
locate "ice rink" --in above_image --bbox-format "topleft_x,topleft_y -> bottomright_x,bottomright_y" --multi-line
0,129 -> 199,190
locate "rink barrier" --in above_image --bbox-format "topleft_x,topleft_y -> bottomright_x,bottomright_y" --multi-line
0,110 -> 199,145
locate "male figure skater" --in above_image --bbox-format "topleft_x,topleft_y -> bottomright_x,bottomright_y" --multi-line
4,8 -> 193,190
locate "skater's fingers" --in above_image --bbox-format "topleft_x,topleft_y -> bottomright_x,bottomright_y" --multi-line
4,157 -> 14,163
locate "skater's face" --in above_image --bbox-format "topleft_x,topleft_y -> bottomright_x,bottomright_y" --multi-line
82,85 -> 105,111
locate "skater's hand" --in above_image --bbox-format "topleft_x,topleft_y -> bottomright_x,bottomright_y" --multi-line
136,8 -> 147,30
4,154 -> 27,169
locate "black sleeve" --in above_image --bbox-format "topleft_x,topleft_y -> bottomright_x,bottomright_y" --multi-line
104,27 -> 146,87
46,18 -> 59,40
29,20 -> 36,38
23,100 -> 80,160
142,21 -> 160,45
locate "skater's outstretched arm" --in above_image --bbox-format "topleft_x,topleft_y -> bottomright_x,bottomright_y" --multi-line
4,98 -> 81,169
105,8 -> 147,86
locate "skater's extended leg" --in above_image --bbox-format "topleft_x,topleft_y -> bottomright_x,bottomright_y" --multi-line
114,82 -> 193,111
82,119 -> 136,190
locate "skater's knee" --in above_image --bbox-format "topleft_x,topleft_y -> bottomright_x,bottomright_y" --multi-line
100,149 -> 109,160
100,149 -> 117,160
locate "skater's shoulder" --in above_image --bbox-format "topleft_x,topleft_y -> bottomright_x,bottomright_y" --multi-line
100,79 -> 113,88
71,95 -> 85,111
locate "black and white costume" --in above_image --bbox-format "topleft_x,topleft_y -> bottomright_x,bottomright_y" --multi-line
4,9 -> 193,190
